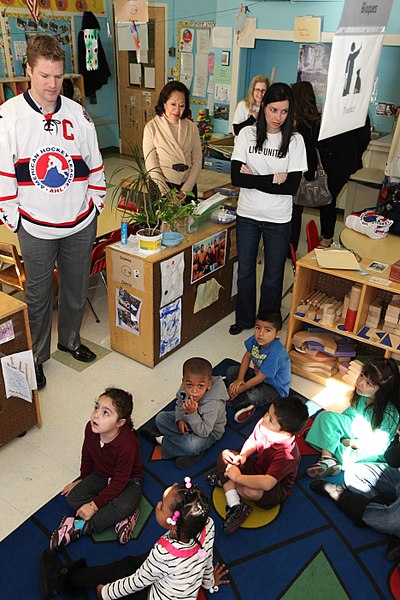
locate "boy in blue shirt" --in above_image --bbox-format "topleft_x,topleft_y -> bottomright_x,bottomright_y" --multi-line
227,310 -> 290,423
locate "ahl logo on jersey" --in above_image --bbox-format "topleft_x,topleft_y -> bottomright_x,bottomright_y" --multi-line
30,146 -> 74,194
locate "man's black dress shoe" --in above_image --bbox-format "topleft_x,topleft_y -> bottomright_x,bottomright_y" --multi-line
35,364 -> 46,390
139,424 -> 161,444
229,323 -> 243,335
57,343 -> 96,363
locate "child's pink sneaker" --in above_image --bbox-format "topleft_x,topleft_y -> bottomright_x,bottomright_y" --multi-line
50,516 -> 81,551
115,508 -> 140,544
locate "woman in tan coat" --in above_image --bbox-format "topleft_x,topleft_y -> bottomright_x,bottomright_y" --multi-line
142,81 -> 202,201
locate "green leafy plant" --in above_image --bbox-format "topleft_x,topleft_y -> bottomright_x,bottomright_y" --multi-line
111,144 -> 199,235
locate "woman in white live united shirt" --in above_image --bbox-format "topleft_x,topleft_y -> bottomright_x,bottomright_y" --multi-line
229,83 -> 307,335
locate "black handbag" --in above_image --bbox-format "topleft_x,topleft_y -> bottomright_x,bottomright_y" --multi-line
293,149 -> 332,208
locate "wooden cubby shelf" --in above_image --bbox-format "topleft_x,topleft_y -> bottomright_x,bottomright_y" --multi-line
286,251 -> 400,386
0,74 -> 85,106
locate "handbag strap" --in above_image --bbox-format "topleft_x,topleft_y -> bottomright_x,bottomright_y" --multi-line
315,147 -> 324,170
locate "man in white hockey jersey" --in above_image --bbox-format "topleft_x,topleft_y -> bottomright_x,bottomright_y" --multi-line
0,34 -> 106,389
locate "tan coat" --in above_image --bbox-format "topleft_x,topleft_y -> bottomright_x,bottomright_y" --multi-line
142,114 -> 202,195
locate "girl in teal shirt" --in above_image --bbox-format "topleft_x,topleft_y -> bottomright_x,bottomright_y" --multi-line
306,358 -> 400,478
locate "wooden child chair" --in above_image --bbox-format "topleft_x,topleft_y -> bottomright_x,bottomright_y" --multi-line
0,242 -> 26,294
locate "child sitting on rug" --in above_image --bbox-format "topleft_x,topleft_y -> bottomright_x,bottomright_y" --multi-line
50,388 -> 143,550
140,357 -> 228,469
41,479 -> 229,599
206,396 -> 308,535
306,357 -> 400,478
226,309 -> 291,423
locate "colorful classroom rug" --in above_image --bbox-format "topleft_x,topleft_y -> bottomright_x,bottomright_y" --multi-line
1,360 -> 399,600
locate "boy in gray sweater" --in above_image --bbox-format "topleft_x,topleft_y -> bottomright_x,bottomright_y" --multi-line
141,357 -> 228,469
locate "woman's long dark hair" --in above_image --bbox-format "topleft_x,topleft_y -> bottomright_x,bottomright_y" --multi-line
351,358 -> 400,429
155,81 -> 191,119
291,81 -> 321,132
256,82 -> 294,156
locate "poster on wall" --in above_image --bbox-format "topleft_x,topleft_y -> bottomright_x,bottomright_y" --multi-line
180,52 -> 193,90
160,252 -> 184,308
191,229 -> 227,283
297,44 -> 331,110
194,278 -> 223,313
319,34 -> 383,139
180,28 -> 194,52
1,14 -> 74,77
213,104 -> 229,121
159,298 -> 181,357
115,0 -> 149,24
319,0 -> 393,140
0,0 -> 105,14
116,287 -> 142,335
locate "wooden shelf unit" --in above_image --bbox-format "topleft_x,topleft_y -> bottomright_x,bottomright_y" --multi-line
0,74 -> 85,106
0,293 -> 42,447
286,251 -> 400,385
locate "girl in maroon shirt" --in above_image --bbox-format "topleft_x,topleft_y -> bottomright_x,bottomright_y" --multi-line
50,388 -> 143,549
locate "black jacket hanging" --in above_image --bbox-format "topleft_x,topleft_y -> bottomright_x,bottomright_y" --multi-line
78,11 -> 111,104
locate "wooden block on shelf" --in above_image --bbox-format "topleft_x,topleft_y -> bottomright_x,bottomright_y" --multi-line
386,304 -> 400,315
348,359 -> 364,371
382,333 -> 400,348
296,304 -> 309,313
365,317 -> 380,327
302,290 -> 319,304
292,331 -> 337,356
307,308 -> 317,320
365,328 -> 386,343
384,315 -> 399,324
290,351 -> 337,376
335,302 -> 343,316
342,373 -> 358,385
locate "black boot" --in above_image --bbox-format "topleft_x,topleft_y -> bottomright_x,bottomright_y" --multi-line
40,549 -> 67,599
387,535 -> 400,562
310,480 -> 346,502
61,558 -> 88,596
310,480 -> 373,527
336,489 -> 374,527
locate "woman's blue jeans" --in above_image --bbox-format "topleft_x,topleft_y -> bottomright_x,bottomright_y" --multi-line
344,462 -> 400,537
235,215 -> 291,327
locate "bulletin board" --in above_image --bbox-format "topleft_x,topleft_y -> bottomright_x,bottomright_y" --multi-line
176,20 -> 215,110
0,0 -> 104,14
0,13 -> 75,77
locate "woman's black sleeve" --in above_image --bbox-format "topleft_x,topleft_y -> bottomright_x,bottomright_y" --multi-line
233,116 -> 256,136
384,437 -> 400,468
231,160 -> 302,195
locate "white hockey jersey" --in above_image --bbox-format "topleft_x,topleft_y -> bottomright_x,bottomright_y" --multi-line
0,91 -> 106,239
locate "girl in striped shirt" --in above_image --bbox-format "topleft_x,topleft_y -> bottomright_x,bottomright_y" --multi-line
64,478 -> 229,599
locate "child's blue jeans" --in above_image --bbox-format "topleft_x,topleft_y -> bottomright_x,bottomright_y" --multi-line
155,411 -> 217,459
226,365 -> 281,408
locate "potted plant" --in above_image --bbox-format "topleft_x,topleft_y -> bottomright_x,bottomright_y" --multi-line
111,145 -> 199,252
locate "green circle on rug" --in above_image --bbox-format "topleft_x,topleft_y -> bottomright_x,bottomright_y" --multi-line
212,487 -> 280,528
91,494 -> 153,543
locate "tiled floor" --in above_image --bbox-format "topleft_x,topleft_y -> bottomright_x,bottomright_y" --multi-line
0,157 -> 346,541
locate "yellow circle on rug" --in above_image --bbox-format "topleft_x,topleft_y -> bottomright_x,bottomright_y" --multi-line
212,487 -> 280,528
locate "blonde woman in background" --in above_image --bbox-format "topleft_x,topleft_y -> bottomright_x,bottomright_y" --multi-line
232,75 -> 269,136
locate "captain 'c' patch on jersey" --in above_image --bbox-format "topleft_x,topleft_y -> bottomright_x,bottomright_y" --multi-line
29,146 -> 75,194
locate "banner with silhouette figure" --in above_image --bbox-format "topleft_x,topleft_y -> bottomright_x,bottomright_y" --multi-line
319,0 -> 393,140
